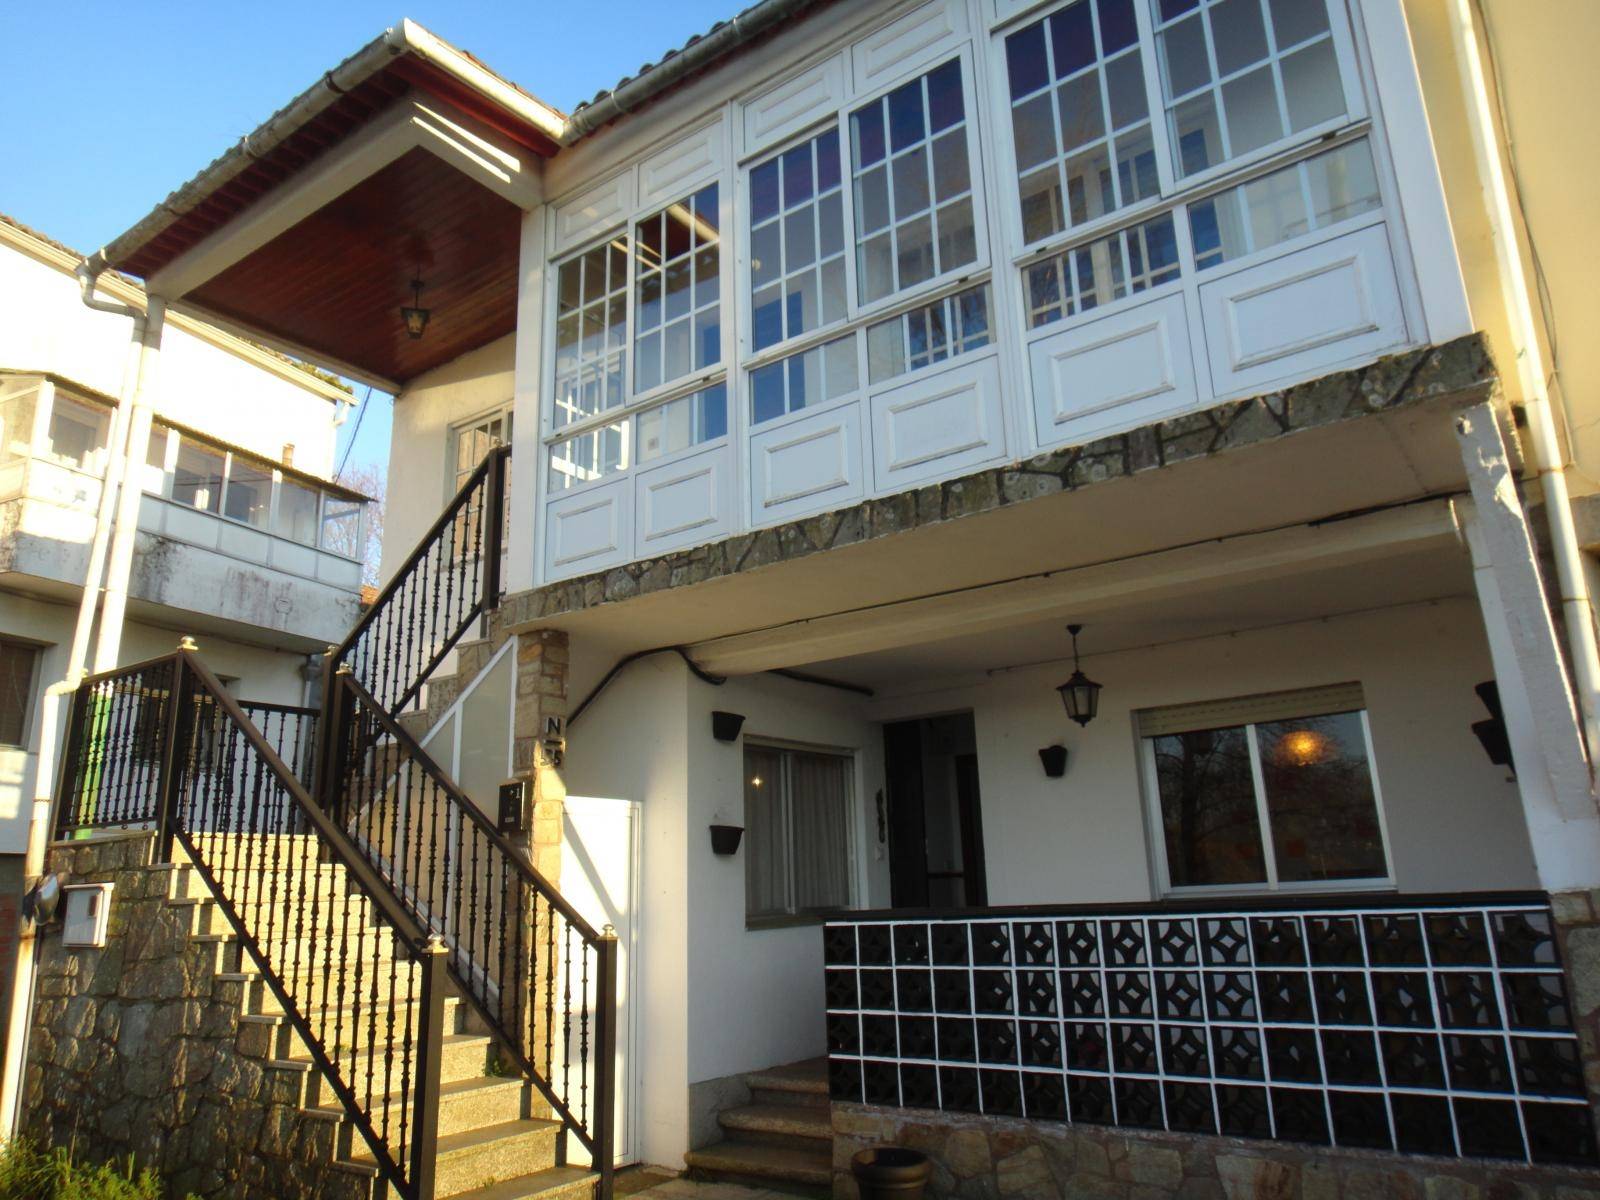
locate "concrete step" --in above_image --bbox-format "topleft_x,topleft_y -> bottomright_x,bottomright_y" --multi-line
284,1032 -> 494,1087
684,1139 -> 832,1194
242,995 -> 465,1058
320,1075 -> 525,1139
173,894 -> 380,938
744,1058 -> 830,1111
347,1118 -> 561,1199
442,1165 -> 594,1200
718,1103 -> 831,1144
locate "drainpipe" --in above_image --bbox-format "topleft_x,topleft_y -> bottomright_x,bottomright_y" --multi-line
91,296 -> 165,674
1449,0 -> 1600,768
0,269 -> 162,1137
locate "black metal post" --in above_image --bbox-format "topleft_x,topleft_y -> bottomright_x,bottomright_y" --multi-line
52,682 -> 90,840
482,447 -> 506,611
592,927 -> 618,1200
152,648 -> 192,864
411,935 -> 448,1200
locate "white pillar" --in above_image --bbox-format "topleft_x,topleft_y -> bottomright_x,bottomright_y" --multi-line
91,296 -> 166,673
506,206 -> 546,596
1456,402 -> 1600,891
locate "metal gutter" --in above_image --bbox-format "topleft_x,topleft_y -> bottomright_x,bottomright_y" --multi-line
562,0 -> 823,144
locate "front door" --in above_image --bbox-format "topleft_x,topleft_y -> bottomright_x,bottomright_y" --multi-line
883,714 -> 988,909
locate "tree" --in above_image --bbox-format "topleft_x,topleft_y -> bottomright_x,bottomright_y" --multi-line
328,462 -> 386,588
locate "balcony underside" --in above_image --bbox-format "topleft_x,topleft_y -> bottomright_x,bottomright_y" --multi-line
504,334 -> 1503,670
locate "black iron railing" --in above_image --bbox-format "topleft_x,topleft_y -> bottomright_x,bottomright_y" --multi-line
322,667 -> 617,1190
824,896 -> 1597,1168
331,445 -> 507,715
239,699 -> 319,786
56,650 -> 447,1200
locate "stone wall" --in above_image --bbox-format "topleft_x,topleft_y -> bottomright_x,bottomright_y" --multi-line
832,1102 -> 1600,1200
1551,886 -> 1600,1147
21,832 -> 370,1200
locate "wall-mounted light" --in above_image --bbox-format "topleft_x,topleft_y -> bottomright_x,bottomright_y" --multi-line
711,710 -> 746,742
709,824 -> 745,856
1055,623 -> 1102,728
1038,745 -> 1068,778
401,275 -> 431,340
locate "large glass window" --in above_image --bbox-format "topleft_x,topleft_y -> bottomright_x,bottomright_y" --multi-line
1156,0 -> 1345,178
637,383 -> 728,464
275,478 -> 320,547
45,396 -> 110,472
1025,211 -> 1180,328
745,743 -> 855,921
223,456 -> 273,529
1005,0 -> 1157,244
0,638 -> 40,747
750,130 -> 846,352
548,419 -> 628,494
321,497 -> 363,557
172,442 -> 224,514
750,337 -> 858,427
866,284 -> 993,383
553,240 -> 629,430
851,59 -> 977,303
1141,688 -> 1389,892
636,184 -> 721,393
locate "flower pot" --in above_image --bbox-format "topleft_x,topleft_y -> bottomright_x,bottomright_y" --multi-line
709,824 -> 744,856
852,1146 -> 931,1199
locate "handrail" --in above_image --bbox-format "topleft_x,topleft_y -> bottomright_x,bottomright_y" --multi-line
327,667 -> 615,1177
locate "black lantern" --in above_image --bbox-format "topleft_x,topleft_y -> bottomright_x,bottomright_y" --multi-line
1055,623 -> 1102,728
401,276 -> 431,340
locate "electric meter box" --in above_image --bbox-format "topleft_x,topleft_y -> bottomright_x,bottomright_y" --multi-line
61,883 -> 114,948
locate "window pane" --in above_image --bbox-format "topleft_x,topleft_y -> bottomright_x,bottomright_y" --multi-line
1024,213 -> 1180,329
0,640 -> 39,746
636,184 -> 719,393
636,383 -> 728,463
866,284 -> 991,384
852,59 -> 975,303
1258,712 -> 1386,882
1282,38 -> 1344,132
745,746 -> 789,917
275,479 -> 320,546
553,238 -> 628,427
791,751 -> 852,911
142,425 -> 169,495
173,442 -> 224,514
749,131 -> 846,351
321,497 -> 362,556
1153,726 -> 1267,887
547,420 -> 629,493
749,336 -> 857,426
1189,139 -> 1380,270
46,397 -> 110,471
224,459 -> 273,528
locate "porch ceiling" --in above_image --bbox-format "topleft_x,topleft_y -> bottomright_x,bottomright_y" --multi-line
184,148 -> 523,384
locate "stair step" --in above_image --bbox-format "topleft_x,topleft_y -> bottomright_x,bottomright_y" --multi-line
685,1138 -> 832,1192
743,1058 -> 829,1098
242,995 -> 465,1057
286,1032 -> 493,1086
348,1118 -> 561,1198
318,1074 -> 526,1141
719,1103 -> 831,1143
443,1165 -> 594,1200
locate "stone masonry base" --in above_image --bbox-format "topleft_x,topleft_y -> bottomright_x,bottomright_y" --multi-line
832,1102 -> 1600,1200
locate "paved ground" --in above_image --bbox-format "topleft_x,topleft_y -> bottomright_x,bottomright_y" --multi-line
615,1168 -> 815,1199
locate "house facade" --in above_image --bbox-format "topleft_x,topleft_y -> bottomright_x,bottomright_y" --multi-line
0,215 -> 372,860
29,1 -> 1600,1198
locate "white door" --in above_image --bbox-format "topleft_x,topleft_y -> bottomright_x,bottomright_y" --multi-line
560,796 -> 641,1167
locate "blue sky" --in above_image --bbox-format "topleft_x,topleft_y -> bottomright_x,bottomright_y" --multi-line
2,0 -> 741,475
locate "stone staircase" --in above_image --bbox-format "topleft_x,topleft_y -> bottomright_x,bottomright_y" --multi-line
684,1059 -> 832,1196
396,633 -> 498,742
169,834 -> 597,1200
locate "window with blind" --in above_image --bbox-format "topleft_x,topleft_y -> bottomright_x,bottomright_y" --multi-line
744,744 -> 856,922
1137,684 -> 1391,894
0,639 -> 41,747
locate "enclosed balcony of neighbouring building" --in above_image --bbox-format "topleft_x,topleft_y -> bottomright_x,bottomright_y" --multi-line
0,371 -> 370,649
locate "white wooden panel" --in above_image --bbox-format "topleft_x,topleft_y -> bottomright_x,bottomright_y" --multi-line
638,122 -> 725,212
543,477 -> 633,580
552,172 -> 634,256
749,403 -> 865,525
635,443 -> 733,555
1200,224 -> 1408,398
853,0 -> 969,92
741,58 -> 844,159
1029,293 -> 1199,447
869,356 -> 1004,491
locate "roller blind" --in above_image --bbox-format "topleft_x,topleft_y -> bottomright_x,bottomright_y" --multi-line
1135,682 -> 1365,739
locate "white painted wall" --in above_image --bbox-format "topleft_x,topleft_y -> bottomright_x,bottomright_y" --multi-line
383,335 -> 515,584
0,232 -> 344,474
0,590 -> 310,857
869,597 -> 1537,903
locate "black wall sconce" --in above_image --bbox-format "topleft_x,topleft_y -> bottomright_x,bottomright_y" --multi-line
711,711 -> 746,742
1038,745 -> 1068,778
709,824 -> 745,855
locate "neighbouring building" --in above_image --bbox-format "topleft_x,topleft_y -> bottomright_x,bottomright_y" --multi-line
21,2 -> 1600,1199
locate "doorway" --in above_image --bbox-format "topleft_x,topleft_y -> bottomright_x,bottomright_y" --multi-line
883,713 -> 988,909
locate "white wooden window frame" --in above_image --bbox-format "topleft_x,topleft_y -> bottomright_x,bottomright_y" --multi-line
743,738 -> 862,924
1136,692 -> 1396,899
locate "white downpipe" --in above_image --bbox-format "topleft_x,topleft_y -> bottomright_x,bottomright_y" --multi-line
0,271 -> 163,1137
92,297 -> 166,674
1449,0 -> 1600,767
